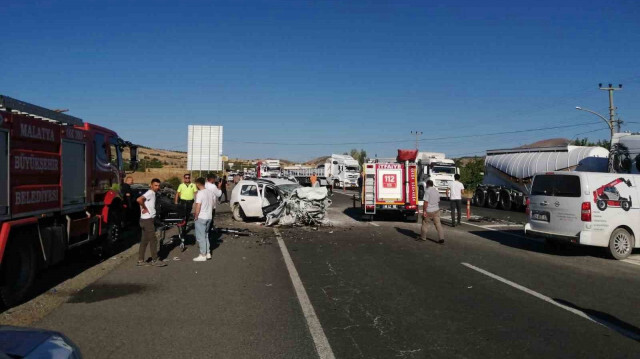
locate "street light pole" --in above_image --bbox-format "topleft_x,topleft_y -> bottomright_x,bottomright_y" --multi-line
410,131 -> 423,150
575,106 -> 613,140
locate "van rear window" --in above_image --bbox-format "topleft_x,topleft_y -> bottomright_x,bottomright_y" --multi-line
531,175 -> 581,198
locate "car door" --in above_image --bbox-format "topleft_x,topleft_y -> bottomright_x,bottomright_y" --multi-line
529,173 -> 583,236
261,185 -> 281,215
238,184 -> 263,218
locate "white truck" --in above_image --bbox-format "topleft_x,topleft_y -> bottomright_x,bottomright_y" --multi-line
416,152 -> 458,199
321,154 -> 360,188
259,159 -> 281,178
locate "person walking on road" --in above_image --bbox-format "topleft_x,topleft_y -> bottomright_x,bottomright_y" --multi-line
175,173 -> 197,221
193,177 -> 213,262
447,174 -> 465,227
136,178 -> 167,267
419,180 -> 444,244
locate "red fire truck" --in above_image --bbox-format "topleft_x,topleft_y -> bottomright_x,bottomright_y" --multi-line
361,150 -> 419,222
0,95 -> 138,305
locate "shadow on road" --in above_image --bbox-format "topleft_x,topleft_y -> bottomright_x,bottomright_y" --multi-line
553,298 -> 640,341
68,283 -> 150,304
395,227 -> 419,239
468,230 -> 608,258
343,207 -> 409,222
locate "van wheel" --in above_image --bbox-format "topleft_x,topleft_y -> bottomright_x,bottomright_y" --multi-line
486,190 -> 499,209
474,189 -> 486,207
609,228 -> 634,260
0,237 -> 37,307
232,204 -> 245,221
597,199 -> 607,211
621,200 -> 631,211
499,190 -> 512,211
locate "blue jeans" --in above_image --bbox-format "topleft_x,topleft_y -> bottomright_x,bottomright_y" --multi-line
195,218 -> 211,255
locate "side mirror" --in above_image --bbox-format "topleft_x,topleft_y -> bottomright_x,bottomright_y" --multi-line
129,146 -> 139,171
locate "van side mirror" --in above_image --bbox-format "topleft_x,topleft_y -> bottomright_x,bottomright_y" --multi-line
129,146 -> 139,171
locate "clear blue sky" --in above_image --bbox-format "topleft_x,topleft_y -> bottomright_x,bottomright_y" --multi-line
3,0 -> 639,161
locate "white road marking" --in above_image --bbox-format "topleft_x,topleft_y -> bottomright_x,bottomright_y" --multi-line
462,262 -> 640,341
369,222 -> 380,227
622,257 -> 640,267
273,228 -> 336,359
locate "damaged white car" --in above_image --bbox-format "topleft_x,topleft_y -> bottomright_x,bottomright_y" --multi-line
230,178 -> 301,221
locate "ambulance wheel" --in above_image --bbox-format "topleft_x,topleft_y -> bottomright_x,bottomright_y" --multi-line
597,199 -> 607,211
608,227 -> 634,260
474,189 -> 486,207
486,190 -> 499,209
0,236 -> 37,307
621,200 -> 631,211
232,204 -> 245,221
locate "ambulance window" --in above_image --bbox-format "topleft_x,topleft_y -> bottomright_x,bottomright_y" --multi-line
94,133 -> 107,167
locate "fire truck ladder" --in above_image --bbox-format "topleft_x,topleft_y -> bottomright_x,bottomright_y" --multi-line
0,95 -> 84,126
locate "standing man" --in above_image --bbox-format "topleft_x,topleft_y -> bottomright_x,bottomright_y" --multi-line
310,172 -> 318,187
447,174 -> 465,227
193,177 -> 213,261
121,176 -> 137,227
175,173 -> 197,221
136,178 -> 167,267
220,173 -> 228,203
419,180 -> 444,244
205,174 -> 223,232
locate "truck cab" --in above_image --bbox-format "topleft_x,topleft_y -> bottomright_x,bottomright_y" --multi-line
416,152 -> 459,199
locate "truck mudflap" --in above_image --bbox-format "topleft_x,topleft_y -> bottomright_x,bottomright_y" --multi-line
0,217 -> 38,264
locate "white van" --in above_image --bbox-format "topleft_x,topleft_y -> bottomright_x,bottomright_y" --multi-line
524,171 -> 639,259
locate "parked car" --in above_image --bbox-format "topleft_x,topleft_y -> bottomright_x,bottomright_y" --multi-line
0,325 -> 83,358
230,178 -> 301,221
524,171 -> 640,259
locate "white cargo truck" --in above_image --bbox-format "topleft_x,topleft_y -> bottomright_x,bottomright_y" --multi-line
416,152 -> 458,200
260,159 -> 281,178
323,154 -> 360,188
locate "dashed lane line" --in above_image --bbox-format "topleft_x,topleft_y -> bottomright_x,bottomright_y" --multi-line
369,222 -> 380,227
273,228 -> 336,359
462,262 -> 640,341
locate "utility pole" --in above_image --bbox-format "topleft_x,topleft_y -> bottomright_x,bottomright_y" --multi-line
599,83 -> 623,134
411,131 -> 423,150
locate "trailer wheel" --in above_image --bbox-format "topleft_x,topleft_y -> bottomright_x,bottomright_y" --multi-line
499,190 -> 512,211
608,227 -> 634,260
474,189 -> 486,207
0,236 -> 37,307
486,190 -> 499,209
597,199 -> 607,211
621,200 -> 631,211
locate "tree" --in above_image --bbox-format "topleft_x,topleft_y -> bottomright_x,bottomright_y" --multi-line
571,137 -> 611,150
455,157 -> 484,190
348,148 -> 368,166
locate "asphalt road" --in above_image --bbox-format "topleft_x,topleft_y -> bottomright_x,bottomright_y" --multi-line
31,192 -> 640,358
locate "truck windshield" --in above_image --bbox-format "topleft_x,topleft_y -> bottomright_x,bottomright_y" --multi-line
346,166 -> 359,172
432,166 -> 455,174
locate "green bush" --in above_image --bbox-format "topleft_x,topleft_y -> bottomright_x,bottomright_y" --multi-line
166,176 -> 182,189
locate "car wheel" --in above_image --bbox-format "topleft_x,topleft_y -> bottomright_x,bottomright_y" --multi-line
597,199 -> 607,211
621,200 -> 631,211
0,236 -> 37,307
232,204 -> 245,221
608,227 -> 634,260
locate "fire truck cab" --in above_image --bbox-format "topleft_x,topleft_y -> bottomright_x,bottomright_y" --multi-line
0,95 -> 138,305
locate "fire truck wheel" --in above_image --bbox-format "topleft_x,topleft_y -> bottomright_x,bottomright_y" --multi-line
609,227 -> 634,260
474,189 -> 486,207
101,223 -> 121,257
621,200 -> 631,211
0,237 -> 37,307
418,187 -> 425,202
597,199 -> 607,211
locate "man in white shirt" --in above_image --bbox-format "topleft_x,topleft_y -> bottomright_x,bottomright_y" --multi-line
193,177 -> 214,262
136,178 -> 167,267
447,174 -> 465,227
419,180 -> 444,244
205,174 -> 223,229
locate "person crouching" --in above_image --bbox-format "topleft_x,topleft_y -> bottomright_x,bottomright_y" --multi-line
193,177 -> 214,262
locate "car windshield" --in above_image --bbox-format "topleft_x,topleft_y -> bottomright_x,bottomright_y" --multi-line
432,166 -> 455,174
277,184 -> 301,196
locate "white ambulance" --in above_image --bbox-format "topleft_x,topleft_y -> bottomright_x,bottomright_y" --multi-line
524,171 -> 640,259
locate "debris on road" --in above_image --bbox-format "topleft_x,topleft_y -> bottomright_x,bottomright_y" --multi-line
265,187 -> 332,226
218,228 -> 252,236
